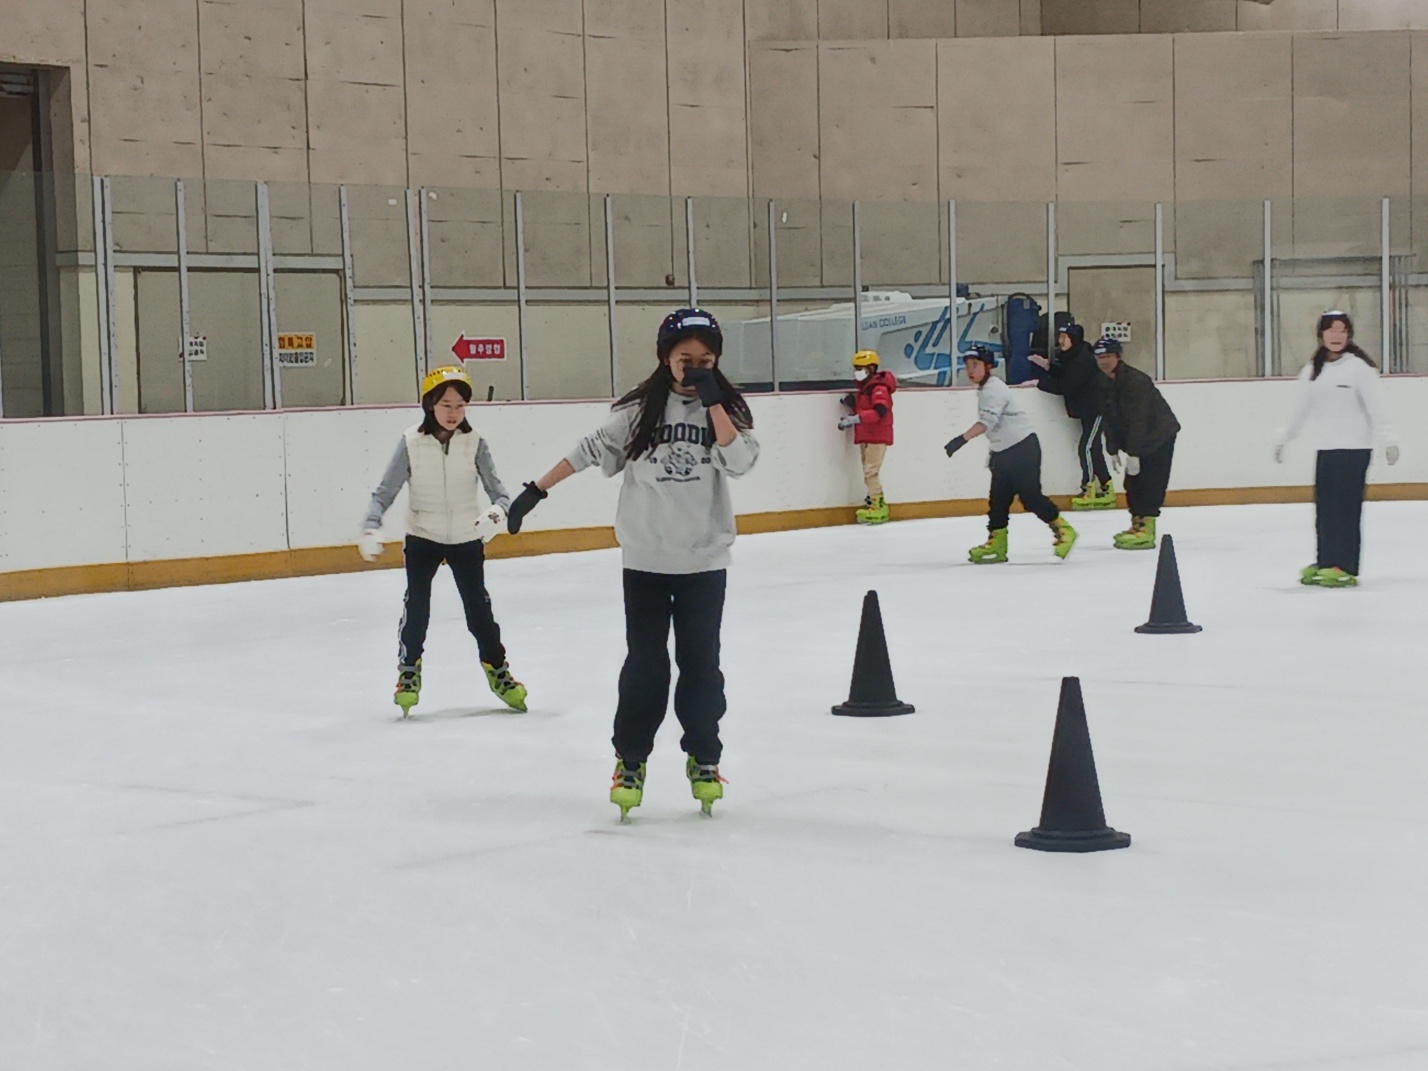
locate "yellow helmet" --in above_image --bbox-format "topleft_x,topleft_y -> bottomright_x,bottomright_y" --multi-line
852,350 -> 880,369
420,365 -> 473,402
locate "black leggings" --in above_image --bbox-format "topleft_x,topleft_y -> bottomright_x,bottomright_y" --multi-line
988,434 -> 1060,531
1315,449 -> 1371,576
612,569 -> 727,766
1078,415 -> 1111,486
398,535 -> 506,668
1125,437 -> 1176,519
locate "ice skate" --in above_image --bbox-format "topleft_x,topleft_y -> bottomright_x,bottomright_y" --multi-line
968,528 -> 1008,564
1300,564 -> 1322,585
856,495 -> 889,525
1113,516 -> 1156,550
1050,517 -> 1078,559
1070,480 -> 1115,511
686,756 -> 725,816
1313,567 -> 1358,588
394,661 -> 422,716
610,759 -> 646,822
482,660 -> 528,712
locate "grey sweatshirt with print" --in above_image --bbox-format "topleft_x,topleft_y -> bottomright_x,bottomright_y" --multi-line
565,393 -> 759,574
363,433 -> 511,531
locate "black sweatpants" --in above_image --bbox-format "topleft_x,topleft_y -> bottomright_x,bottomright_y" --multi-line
1078,415 -> 1111,486
398,535 -> 506,668
1315,449 -> 1371,576
612,569 -> 727,766
988,434 -> 1060,531
1125,437 -> 1176,519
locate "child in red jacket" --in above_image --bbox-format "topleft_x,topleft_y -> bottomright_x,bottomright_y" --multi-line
838,349 -> 897,524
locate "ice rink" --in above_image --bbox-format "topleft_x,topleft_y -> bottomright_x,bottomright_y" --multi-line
3,502 -> 1426,1071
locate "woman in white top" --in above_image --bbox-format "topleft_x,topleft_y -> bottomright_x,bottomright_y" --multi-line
1276,311 -> 1400,587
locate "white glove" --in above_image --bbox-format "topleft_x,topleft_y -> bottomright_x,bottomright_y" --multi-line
837,415 -> 860,430
358,530 -> 384,562
473,504 -> 508,543
1110,452 -> 1123,472
1273,443 -> 1285,464
1386,444 -> 1400,466
1124,455 -> 1141,476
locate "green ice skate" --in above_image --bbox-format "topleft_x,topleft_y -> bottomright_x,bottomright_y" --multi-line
1070,480 -> 1116,511
1113,516 -> 1156,550
394,661 -> 422,717
1313,567 -> 1358,588
856,495 -> 889,525
1300,564 -> 1322,585
482,660 -> 528,712
1051,516 -> 1078,560
686,756 -> 725,816
610,759 -> 646,822
968,528 -> 1008,564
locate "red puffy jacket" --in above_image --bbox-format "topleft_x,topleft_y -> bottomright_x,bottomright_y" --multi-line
852,370 -> 896,445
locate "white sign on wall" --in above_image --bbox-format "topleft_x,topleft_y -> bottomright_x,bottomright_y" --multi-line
185,336 -> 208,362
1101,322 -> 1132,344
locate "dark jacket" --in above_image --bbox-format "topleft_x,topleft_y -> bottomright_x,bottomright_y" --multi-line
1036,341 -> 1103,419
1103,363 -> 1180,457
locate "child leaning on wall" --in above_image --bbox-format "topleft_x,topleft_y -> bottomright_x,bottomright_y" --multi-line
359,365 -> 527,716
838,349 -> 897,525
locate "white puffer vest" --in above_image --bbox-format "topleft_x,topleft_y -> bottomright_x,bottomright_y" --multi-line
403,424 -> 489,544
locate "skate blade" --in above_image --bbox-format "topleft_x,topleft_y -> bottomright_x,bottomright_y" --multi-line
699,801 -> 714,817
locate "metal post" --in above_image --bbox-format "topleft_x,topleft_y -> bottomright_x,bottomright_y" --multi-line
852,200 -> 863,352
92,175 -> 116,415
176,179 -> 194,412
405,188 -> 426,390
1154,201 -> 1165,381
256,182 -> 281,408
514,191 -> 530,401
419,187 -> 433,372
1381,196 -> 1392,370
1262,199 -> 1273,377
768,199 -> 780,393
947,198 -> 958,386
1046,202 -> 1056,370
685,196 -> 698,307
338,185 -> 359,404
605,194 -> 619,395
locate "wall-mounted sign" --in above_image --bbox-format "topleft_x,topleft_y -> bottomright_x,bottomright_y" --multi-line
278,332 -> 316,367
1101,322 -> 1132,344
452,335 -> 507,361
185,336 -> 208,362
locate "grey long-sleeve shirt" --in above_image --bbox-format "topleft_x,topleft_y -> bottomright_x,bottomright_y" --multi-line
565,393 -> 759,574
363,432 -> 511,531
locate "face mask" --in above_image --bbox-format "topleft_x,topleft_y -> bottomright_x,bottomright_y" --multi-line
853,369 -> 869,381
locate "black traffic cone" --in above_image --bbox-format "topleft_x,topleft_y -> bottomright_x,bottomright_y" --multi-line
1135,534 -> 1202,635
831,590 -> 914,717
1015,677 -> 1130,852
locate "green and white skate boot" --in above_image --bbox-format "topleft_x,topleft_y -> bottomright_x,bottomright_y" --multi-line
1114,516 -> 1157,550
610,759 -> 646,822
1050,516 -> 1078,559
1314,567 -> 1358,588
482,660 -> 528,712
686,756 -> 725,816
856,495 -> 889,525
968,528 -> 1009,564
1071,480 -> 1116,510
1300,564 -> 1322,585
394,661 -> 422,717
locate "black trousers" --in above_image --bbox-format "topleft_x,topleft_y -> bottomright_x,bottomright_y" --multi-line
1078,415 -> 1111,486
1125,437 -> 1176,519
613,569 -> 727,766
988,434 -> 1060,531
1315,449 -> 1371,576
399,535 -> 506,668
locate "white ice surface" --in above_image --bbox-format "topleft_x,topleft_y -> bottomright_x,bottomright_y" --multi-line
2,503 -> 1427,1071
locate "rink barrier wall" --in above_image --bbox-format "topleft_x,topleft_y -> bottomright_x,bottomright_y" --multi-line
2,378 -> 1426,602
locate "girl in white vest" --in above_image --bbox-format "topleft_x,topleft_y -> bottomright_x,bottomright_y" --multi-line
360,366 -> 526,714
503,309 -> 759,821
1275,311 -> 1399,587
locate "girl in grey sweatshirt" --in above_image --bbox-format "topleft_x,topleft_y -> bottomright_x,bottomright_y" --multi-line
504,308 -> 758,821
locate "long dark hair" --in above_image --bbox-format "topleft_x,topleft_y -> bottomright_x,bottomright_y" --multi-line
1310,314 -> 1376,380
616,363 -> 753,461
419,382 -> 473,435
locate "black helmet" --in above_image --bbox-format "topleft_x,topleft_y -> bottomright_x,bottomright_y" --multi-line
657,307 -> 723,358
1093,336 -> 1122,357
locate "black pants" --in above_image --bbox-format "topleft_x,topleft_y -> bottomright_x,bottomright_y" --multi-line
613,569 -> 727,766
399,535 -> 506,667
989,434 -> 1060,531
1078,415 -> 1111,486
1315,449 -> 1371,576
1125,437 -> 1176,519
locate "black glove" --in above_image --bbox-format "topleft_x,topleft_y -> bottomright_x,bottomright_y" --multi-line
506,482 -> 548,534
944,435 -> 967,458
840,393 -> 856,408
681,367 -> 724,408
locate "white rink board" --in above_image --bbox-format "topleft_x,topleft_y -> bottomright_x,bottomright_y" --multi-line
0,420 -> 128,573
0,376 -> 1425,571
